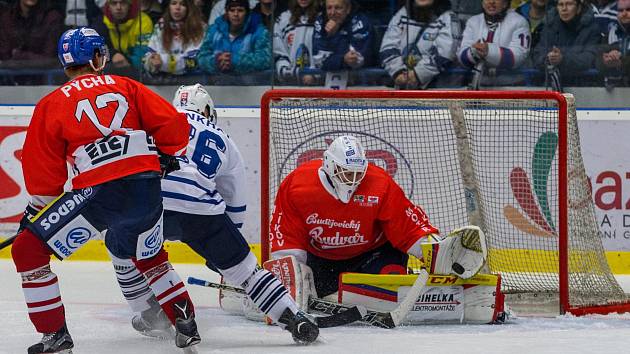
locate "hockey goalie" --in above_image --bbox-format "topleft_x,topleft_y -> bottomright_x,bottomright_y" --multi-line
224,135 -> 506,326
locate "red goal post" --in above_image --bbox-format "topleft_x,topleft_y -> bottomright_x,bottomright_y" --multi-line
260,89 -> 630,316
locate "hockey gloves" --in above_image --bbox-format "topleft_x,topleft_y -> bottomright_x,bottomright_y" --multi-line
158,151 -> 180,178
421,225 -> 488,279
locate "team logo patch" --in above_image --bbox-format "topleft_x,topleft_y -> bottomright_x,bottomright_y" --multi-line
66,227 -> 91,249
368,196 -> 379,204
354,195 -> 365,202
63,53 -> 74,63
144,225 -> 161,249
180,92 -> 189,106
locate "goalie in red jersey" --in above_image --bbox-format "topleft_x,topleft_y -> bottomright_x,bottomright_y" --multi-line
266,135 -> 501,324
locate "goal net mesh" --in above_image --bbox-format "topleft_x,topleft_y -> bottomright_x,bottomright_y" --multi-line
263,94 -> 628,311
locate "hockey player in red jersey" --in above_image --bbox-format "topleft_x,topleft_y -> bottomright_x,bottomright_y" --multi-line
269,135 -> 488,298
11,27 -> 200,353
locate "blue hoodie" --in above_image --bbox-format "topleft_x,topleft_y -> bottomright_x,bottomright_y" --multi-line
197,12 -> 271,74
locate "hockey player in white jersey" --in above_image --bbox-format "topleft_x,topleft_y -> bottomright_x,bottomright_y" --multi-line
380,0 -> 461,89
109,84 -> 319,345
457,0 -> 530,87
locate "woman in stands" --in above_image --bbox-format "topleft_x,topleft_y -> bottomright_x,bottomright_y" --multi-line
143,0 -> 206,75
532,0 -> 601,88
274,0 -> 321,85
380,0 -> 461,89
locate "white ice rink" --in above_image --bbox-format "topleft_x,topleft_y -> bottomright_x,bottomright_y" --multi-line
2,259 -> 630,354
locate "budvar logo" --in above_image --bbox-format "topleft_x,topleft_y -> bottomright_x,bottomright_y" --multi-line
504,132 -> 557,237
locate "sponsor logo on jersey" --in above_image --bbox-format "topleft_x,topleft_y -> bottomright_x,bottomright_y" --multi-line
306,213 -> 361,231
308,226 -> 369,250
367,196 -> 379,204
39,193 -> 88,231
66,227 -> 91,249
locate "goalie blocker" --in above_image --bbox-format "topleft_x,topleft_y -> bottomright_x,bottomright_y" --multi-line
221,254 -> 505,325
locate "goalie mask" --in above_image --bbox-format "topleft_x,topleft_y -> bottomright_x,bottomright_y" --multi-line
172,84 -> 218,124
322,136 -> 368,203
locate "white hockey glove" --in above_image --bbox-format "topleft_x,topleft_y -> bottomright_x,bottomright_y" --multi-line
422,225 -> 488,279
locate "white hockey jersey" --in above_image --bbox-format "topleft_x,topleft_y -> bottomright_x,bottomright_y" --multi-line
457,10 -> 530,69
143,20 -> 205,75
273,10 -> 316,77
161,110 -> 247,227
380,7 -> 461,88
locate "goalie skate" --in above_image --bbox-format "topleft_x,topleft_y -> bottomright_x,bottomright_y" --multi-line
27,323 -> 74,354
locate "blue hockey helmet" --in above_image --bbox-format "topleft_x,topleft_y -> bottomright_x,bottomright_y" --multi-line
57,27 -> 109,69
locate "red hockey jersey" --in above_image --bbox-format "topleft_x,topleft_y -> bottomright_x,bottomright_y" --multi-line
269,160 -> 439,260
21,74 -> 189,205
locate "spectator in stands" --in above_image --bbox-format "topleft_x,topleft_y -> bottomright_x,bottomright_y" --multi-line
450,0 -> 483,25
457,0 -> 531,87
597,0 -> 630,87
143,0 -> 206,75
142,0 -> 166,23
197,0 -> 271,74
533,0 -> 601,87
516,0 -> 550,49
588,0 -> 618,35
274,0 -> 321,85
312,0 -> 374,72
93,0 -> 154,68
0,0 -> 64,61
253,0 -> 274,30
380,0 -> 461,89
207,0 -> 257,25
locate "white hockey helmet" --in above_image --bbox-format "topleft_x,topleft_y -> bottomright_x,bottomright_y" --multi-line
322,135 -> 368,203
172,84 -> 217,124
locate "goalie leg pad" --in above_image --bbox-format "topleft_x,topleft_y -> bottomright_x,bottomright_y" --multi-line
422,225 -> 487,279
263,256 -> 316,312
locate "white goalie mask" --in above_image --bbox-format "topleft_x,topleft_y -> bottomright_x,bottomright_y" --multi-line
172,84 -> 218,124
322,136 -> 368,203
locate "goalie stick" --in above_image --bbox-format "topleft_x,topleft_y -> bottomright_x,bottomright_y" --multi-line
188,269 -> 429,329
187,277 -> 366,328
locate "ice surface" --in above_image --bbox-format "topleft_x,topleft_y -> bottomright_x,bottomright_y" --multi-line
2,259 -> 630,354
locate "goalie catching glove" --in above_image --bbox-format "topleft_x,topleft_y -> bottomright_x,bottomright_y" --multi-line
421,225 -> 488,279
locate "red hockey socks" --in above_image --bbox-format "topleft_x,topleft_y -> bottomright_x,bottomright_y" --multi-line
12,229 -> 65,334
133,248 -> 194,324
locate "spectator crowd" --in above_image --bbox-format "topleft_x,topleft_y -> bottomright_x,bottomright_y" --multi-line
1,0 -> 629,90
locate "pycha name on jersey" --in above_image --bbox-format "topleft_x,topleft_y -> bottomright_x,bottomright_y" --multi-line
308,226 -> 368,249
306,213 -> 361,231
60,75 -> 116,97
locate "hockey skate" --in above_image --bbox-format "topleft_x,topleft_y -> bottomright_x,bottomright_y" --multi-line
132,298 -> 175,339
278,308 -> 319,345
27,323 -> 74,354
172,300 -> 201,349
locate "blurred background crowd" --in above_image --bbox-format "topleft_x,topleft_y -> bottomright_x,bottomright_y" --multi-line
0,0 -> 628,91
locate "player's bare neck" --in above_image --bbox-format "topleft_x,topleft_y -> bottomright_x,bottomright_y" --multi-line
65,66 -> 98,80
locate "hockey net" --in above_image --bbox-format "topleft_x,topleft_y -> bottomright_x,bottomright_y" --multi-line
260,89 -> 630,316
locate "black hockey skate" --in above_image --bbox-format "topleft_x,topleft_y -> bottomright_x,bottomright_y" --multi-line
132,297 -> 175,339
27,323 -> 74,354
278,308 -> 319,345
172,300 -> 201,348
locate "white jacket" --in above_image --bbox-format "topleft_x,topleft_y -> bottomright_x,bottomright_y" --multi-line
273,10 -> 316,78
380,7 -> 461,87
143,21 -> 205,75
457,10 -> 530,69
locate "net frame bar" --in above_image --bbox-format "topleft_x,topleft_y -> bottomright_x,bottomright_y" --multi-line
259,89 -> 626,316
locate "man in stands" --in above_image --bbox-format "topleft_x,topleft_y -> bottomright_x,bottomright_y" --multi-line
109,84 -> 320,344
598,0 -> 630,88
268,135 -> 487,299
312,0 -> 375,75
11,27 -> 200,353
92,0 -> 154,68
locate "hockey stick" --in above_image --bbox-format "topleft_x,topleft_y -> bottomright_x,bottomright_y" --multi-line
186,277 -> 365,328
0,234 -> 17,251
189,269 -> 429,329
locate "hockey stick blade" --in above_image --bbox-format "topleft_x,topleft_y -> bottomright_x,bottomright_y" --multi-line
308,269 -> 429,329
186,276 -> 364,328
0,234 -> 17,251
